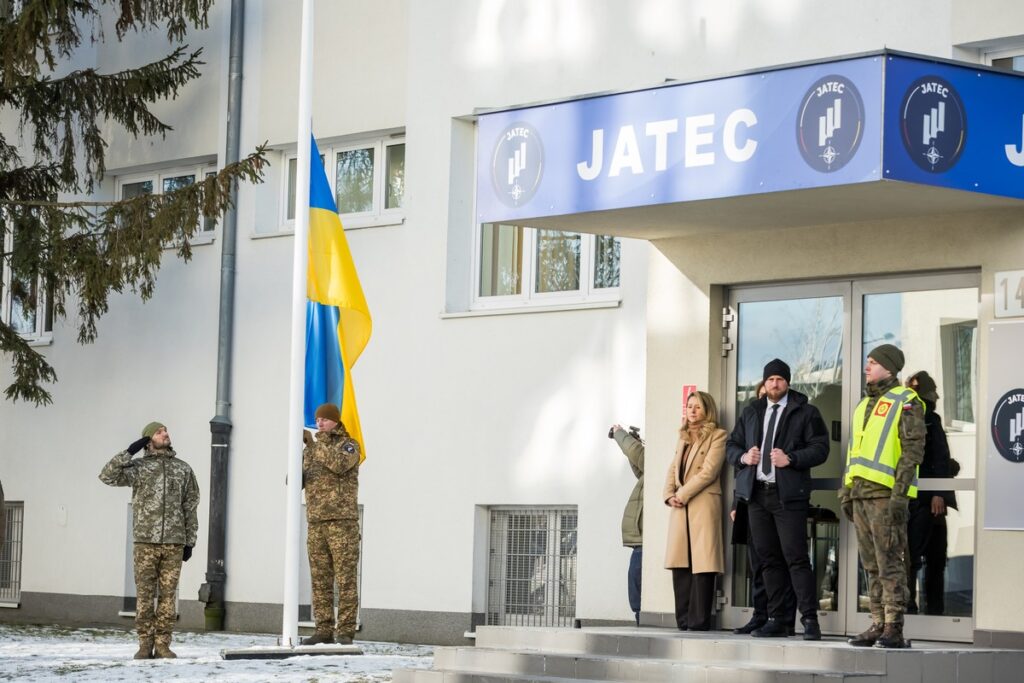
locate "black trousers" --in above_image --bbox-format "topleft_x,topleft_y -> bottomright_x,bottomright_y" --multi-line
747,484 -> 817,621
671,569 -> 716,630
747,512 -> 798,624
907,498 -> 948,615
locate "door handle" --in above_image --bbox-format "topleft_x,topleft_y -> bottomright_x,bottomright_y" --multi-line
831,420 -> 842,442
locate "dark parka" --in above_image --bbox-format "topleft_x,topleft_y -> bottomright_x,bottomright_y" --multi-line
726,389 -> 830,506
613,428 -> 644,547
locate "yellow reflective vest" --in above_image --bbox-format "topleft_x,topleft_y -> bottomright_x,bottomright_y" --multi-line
844,386 -> 924,498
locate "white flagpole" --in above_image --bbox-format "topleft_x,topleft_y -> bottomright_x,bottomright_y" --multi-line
282,0 -> 314,648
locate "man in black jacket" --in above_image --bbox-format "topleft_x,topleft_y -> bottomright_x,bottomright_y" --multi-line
727,359 -> 830,640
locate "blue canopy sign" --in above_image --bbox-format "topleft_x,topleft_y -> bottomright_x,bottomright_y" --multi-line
476,52 -> 1024,224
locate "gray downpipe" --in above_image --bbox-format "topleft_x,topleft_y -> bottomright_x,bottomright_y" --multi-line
200,0 -> 245,631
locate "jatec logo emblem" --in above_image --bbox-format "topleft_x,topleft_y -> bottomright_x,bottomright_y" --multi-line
796,75 -> 865,172
991,388 -> 1024,463
491,123 -> 544,208
900,76 -> 967,173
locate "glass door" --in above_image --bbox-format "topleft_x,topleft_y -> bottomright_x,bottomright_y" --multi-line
721,282 -> 851,636
721,272 -> 978,642
848,274 -> 978,642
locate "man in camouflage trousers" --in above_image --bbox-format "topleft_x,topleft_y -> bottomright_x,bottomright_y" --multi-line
840,345 -> 925,649
100,422 -> 200,659
302,403 -> 362,645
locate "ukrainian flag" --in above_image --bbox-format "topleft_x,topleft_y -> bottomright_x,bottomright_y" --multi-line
304,136 -> 371,461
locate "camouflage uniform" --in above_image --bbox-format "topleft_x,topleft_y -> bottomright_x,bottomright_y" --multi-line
303,423 -> 361,640
840,376 -> 925,627
100,448 -> 200,649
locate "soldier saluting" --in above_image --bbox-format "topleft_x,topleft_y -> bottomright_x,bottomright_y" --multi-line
302,403 -> 362,646
100,422 -> 200,659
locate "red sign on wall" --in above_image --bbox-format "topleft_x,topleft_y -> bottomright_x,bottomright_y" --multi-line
682,385 -> 697,411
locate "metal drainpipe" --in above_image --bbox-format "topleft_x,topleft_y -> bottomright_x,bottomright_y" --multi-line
200,0 -> 245,631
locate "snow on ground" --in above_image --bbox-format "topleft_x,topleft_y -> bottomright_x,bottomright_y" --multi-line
0,624 -> 434,682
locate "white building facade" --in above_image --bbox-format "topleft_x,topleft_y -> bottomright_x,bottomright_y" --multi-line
2,0 -> 1024,648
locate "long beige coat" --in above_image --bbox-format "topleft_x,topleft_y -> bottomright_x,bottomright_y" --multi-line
663,427 -> 726,573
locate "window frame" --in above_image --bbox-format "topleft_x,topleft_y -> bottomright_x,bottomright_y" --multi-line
983,46 -> 1024,72
0,219 -> 53,344
0,500 -> 24,608
471,223 -> 622,311
279,135 -> 407,233
114,163 -> 219,247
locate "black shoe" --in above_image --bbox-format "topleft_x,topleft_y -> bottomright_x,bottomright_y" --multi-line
783,623 -> 796,637
733,618 -> 767,635
802,618 -> 821,641
848,623 -> 884,647
751,619 -> 790,638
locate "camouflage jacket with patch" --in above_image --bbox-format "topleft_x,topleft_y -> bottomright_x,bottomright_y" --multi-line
303,424 -> 361,523
99,448 -> 200,546
841,375 -> 926,501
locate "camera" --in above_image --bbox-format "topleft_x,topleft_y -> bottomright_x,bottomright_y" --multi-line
608,425 -> 642,440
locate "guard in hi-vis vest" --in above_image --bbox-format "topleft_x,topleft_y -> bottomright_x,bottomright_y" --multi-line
839,344 -> 925,649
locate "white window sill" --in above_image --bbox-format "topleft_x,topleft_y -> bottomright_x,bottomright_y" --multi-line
443,299 -> 620,319
118,610 -> 136,617
261,215 -> 405,240
25,334 -> 53,348
0,601 -> 20,609
164,231 -> 216,249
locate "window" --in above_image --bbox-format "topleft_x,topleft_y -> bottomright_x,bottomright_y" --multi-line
1,501 -> 23,606
986,47 -> 1024,74
0,220 -> 53,342
475,224 -> 620,309
486,507 -> 577,627
283,135 -> 406,230
115,164 -> 218,244
941,319 -> 978,429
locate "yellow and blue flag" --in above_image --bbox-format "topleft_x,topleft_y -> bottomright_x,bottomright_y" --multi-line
304,136 -> 371,460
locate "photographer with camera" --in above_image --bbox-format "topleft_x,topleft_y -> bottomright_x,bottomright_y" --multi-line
610,424 -> 644,625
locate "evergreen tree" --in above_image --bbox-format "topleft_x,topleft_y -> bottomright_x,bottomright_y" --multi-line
0,0 -> 266,404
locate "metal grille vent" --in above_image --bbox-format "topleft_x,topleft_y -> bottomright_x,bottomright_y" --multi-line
486,507 -> 577,627
1,502 -> 23,604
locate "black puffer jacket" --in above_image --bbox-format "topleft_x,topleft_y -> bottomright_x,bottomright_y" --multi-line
726,389 -> 830,506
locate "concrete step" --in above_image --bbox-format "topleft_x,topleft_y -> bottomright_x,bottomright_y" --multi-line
424,645 -> 881,681
464,626 -> 1024,682
395,665 -> 880,683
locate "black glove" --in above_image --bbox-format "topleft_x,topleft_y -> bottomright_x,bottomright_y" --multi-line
182,545 -> 193,562
886,496 -> 909,525
127,436 -> 151,455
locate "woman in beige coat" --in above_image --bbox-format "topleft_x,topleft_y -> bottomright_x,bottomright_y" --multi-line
663,390 -> 726,630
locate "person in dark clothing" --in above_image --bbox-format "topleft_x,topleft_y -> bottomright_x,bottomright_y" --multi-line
730,380 -> 797,635
610,424 -> 644,625
726,359 -> 830,640
904,371 -> 958,615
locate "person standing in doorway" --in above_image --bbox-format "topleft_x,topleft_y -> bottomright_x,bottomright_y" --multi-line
663,391 -> 726,631
610,424 -> 644,626
302,403 -> 362,645
840,345 -> 925,649
727,359 -> 830,640
730,380 -> 797,635
904,370 -> 957,615
99,422 -> 200,659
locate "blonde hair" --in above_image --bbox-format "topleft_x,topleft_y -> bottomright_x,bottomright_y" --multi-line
679,390 -> 719,440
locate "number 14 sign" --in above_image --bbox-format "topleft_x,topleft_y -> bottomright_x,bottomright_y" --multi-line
995,270 -> 1024,319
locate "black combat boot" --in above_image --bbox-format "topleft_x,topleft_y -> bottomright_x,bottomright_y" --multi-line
301,632 -> 334,645
848,622 -> 884,647
873,623 -> 910,649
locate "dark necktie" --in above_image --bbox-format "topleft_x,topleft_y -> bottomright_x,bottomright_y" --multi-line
762,404 -> 779,476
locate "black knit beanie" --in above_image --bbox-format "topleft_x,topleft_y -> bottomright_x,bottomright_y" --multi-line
762,358 -> 791,383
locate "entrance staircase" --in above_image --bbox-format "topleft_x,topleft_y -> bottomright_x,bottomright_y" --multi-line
393,626 -> 1024,683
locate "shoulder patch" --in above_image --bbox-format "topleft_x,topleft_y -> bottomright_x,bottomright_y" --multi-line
343,442 -> 357,454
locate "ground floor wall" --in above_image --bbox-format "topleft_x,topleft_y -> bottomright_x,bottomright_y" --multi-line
641,206 -> 1024,642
